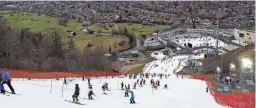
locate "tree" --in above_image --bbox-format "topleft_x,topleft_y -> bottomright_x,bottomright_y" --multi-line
108,46 -> 112,53
124,27 -> 128,36
87,42 -> 93,48
51,29 -> 64,58
68,39 -> 76,51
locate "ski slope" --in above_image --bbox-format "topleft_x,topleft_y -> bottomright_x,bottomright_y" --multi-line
0,51 -> 223,108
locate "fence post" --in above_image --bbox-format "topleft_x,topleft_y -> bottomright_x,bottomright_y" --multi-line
50,79 -> 53,94
62,81 -> 64,98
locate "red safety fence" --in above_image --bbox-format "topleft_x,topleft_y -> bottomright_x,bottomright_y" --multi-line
192,75 -> 255,108
8,69 -> 124,79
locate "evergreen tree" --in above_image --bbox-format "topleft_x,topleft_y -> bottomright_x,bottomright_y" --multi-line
68,39 -> 76,51
108,46 -> 112,53
124,27 -> 128,36
51,29 -> 63,58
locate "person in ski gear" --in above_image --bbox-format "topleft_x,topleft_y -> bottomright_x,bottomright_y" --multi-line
102,82 -> 109,91
0,72 -> 5,94
88,84 -> 92,90
88,90 -> 95,100
2,69 -> 15,94
128,84 -> 130,90
150,79 -> 154,85
121,82 -> 124,90
130,91 -> 135,103
140,80 -> 143,87
143,79 -> 146,85
64,77 -> 67,85
163,84 -> 168,89
133,82 -> 136,89
124,86 -> 129,97
72,84 -> 80,103
87,75 -> 91,85
137,79 -> 139,84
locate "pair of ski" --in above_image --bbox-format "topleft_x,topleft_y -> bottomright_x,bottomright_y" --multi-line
65,97 -> 95,105
124,102 -> 139,104
65,100 -> 85,105
1,91 -> 20,96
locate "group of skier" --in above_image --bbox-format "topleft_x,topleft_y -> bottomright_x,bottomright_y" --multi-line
0,68 -> 15,95
70,73 -> 169,104
71,75 -> 95,104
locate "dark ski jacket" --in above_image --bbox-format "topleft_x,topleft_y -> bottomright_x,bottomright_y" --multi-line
74,86 -> 80,95
0,73 -> 3,89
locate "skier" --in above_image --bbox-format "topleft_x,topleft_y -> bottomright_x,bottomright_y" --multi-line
121,82 -> 124,90
88,84 -> 92,90
143,79 -> 146,85
103,82 -> 109,91
157,80 -> 160,86
2,69 -> 15,94
0,72 -> 5,94
124,86 -> 129,97
163,84 -> 168,89
72,84 -> 80,103
64,77 -> 67,85
130,91 -> 135,104
137,79 -> 139,84
128,84 -> 130,90
87,75 -> 91,85
88,89 -> 95,100
139,80 -> 143,87
152,81 -> 157,89
133,82 -> 136,89
150,79 -> 153,85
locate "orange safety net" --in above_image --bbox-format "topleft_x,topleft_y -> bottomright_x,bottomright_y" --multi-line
8,69 -> 124,79
192,75 -> 255,108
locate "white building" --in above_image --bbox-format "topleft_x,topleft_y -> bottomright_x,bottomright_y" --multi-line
234,28 -> 255,44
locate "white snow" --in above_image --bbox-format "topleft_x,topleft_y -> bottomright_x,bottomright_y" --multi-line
0,51 -> 223,108
177,36 -> 225,48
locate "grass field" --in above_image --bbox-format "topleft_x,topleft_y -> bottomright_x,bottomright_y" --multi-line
89,23 -> 168,38
0,11 -> 129,51
118,23 -> 168,38
0,11 -> 168,51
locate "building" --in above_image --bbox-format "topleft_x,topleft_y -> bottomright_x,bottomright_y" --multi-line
234,29 -> 255,44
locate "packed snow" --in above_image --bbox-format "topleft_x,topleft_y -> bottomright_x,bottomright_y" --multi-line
177,36 -> 226,48
0,51 -> 223,108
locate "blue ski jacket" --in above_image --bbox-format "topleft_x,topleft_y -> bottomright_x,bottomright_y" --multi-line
125,88 -> 129,93
130,92 -> 134,99
0,83 -> 4,89
3,70 -> 11,81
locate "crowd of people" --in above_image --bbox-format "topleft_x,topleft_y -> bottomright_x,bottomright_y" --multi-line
69,73 -> 170,104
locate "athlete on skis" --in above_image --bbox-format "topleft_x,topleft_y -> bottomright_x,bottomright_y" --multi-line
130,91 -> 135,104
102,82 -> 109,91
72,84 -> 80,103
139,80 -> 143,87
2,69 -> 15,94
150,79 -> 154,85
128,84 -> 130,90
0,72 -> 5,94
121,82 -> 124,90
124,86 -> 129,97
143,79 -> 146,85
163,84 -> 168,89
133,82 -> 136,89
88,89 -> 95,100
